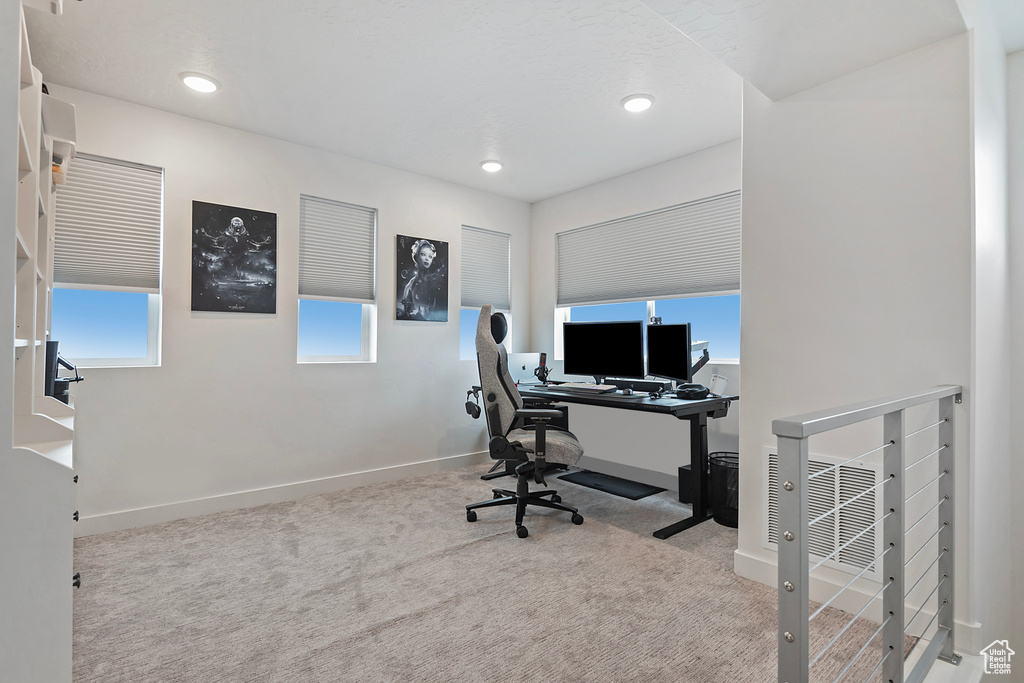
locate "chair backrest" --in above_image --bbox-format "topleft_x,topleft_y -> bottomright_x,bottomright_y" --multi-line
476,304 -> 523,438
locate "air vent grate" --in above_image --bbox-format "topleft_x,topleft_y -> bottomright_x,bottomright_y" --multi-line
766,452 -> 880,577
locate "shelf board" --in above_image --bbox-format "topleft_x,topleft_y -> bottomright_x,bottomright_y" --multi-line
41,95 -> 76,150
14,440 -> 73,470
18,118 -> 34,173
16,230 -> 30,259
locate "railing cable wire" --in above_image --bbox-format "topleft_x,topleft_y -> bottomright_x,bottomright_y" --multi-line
808,442 -> 892,482
904,549 -> 946,600
905,524 -> 945,569
905,471 -> 947,505
904,418 -> 947,441
809,476 -> 891,528
810,546 -> 891,622
810,581 -> 889,667
904,498 -> 944,538
904,597 -> 945,661
905,573 -> 942,634
905,445 -> 946,472
829,617 -> 888,683
864,651 -> 891,683
810,512 -> 891,573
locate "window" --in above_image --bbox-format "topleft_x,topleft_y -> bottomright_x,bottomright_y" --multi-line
556,295 -> 740,362
52,153 -> 163,366
297,194 -> 376,362
654,295 -> 740,360
460,226 -> 510,360
554,191 -> 741,362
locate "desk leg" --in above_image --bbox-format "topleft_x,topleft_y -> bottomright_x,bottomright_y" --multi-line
653,411 -> 714,539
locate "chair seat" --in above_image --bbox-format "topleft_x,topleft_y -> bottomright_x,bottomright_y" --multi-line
507,427 -> 583,466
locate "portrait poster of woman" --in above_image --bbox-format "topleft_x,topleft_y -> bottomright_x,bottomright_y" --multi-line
192,201 -> 277,313
395,234 -> 448,321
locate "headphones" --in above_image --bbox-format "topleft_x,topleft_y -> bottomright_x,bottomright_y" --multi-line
676,383 -> 710,400
465,386 -> 482,419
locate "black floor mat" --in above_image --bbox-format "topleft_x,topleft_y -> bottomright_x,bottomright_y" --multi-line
557,470 -> 665,500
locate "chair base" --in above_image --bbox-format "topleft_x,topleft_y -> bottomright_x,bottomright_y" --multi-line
466,469 -> 583,537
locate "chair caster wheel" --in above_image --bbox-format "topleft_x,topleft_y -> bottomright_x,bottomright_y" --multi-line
516,526 -> 529,538
493,491 -> 502,499
467,510 -> 477,522
572,514 -> 584,525
551,495 -> 561,503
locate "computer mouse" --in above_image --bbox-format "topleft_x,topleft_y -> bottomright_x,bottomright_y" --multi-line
622,388 -> 633,395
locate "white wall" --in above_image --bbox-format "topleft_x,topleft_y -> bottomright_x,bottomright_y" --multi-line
51,86 -> 534,535
1006,46 -> 1024,664
737,34 -> 980,645
958,0 -> 1014,652
528,140 -> 741,486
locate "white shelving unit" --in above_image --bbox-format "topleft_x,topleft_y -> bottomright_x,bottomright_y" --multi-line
1,3 -> 77,679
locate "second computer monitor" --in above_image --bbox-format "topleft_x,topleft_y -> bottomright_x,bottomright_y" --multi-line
562,320 -> 645,381
646,323 -> 692,384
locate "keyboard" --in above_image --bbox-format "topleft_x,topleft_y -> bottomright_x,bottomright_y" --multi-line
551,382 -> 617,394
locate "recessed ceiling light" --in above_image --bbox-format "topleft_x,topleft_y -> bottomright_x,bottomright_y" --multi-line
480,160 -> 503,173
180,72 -> 220,93
621,94 -> 654,113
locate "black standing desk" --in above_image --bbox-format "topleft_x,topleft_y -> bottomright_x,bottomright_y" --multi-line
518,385 -> 737,540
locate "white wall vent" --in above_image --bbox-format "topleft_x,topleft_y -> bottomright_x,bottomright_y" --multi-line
764,447 -> 882,580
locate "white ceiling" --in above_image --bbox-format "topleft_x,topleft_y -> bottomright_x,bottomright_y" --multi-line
990,0 -> 1024,53
24,0 -> 974,203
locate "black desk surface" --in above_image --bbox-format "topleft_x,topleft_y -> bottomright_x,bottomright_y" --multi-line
518,384 -> 736,419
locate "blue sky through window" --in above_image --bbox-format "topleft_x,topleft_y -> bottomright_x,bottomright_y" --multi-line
51,289 -> 149,359
298,299 -> 363,357
655,295 -> 740,359
459,309 -> 480,360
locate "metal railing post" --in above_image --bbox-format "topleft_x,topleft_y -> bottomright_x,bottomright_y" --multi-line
777,434 -> 809,683
936,394 -> 959,664
882,409 -> 905,683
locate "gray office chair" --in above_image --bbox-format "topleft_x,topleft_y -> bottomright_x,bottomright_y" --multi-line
466,305 -> 584,538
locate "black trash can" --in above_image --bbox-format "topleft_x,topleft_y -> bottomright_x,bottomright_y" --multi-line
709,452 -> 739,528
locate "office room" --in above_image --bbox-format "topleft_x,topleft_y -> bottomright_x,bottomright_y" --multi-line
2,1 -> 1022,681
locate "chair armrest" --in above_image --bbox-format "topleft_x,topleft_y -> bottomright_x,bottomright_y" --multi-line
515,408 -> 563,420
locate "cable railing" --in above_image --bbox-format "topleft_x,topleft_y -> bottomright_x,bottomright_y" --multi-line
773,385 -> 963,683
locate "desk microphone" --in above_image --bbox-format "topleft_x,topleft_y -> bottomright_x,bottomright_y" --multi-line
533,353 -> 550,384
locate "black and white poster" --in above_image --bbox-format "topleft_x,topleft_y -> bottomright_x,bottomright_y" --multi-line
191,201 -> 277,313
395,234 -> 448,321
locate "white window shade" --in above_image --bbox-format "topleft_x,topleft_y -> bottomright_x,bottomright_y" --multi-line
556,190 -> 741,306
299,194 -> 376,303
54,153 -> 163,293
461,225 -> 510,310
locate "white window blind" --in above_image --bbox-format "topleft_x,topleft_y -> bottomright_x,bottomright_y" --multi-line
461,225 -> 510,310
298,194 -> 376,303
54,153 -> 163,293
556,190 -> 741,306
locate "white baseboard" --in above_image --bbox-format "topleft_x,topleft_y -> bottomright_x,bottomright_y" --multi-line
75,451 -> 489,538
733,548 -> 986,655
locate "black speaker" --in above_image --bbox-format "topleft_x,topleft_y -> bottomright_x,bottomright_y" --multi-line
677,464 -> 692,504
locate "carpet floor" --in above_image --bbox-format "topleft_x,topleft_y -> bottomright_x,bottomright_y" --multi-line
73,465 -> 894,682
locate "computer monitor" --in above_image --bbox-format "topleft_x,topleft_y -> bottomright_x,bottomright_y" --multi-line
562,320 -> 645,382
646,323 -> 692,384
